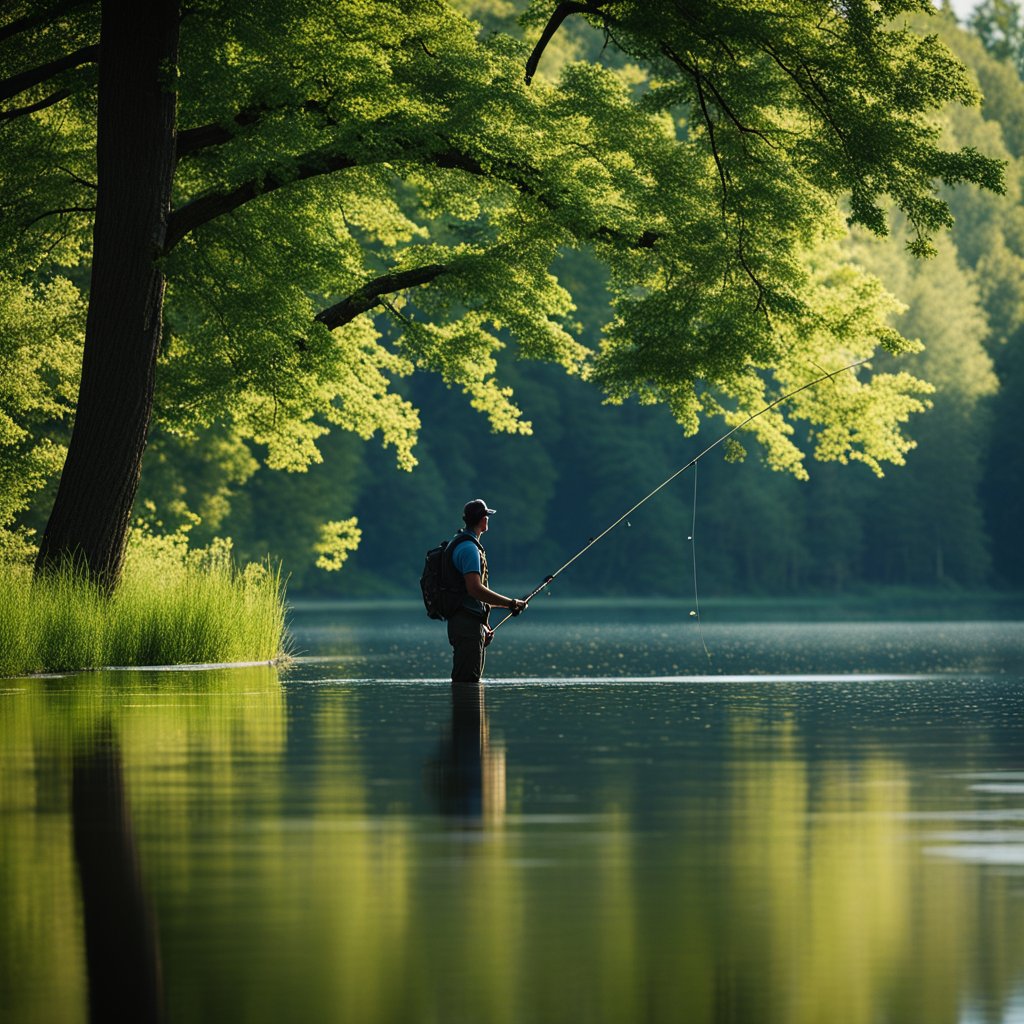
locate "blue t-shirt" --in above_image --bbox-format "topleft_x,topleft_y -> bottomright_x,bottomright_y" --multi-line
451,538 -> 482,576
451,536 -> 485,615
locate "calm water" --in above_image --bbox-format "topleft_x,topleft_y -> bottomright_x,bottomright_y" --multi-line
2,603 -> 1023,1024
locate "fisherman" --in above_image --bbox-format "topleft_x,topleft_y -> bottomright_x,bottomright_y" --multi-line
447,498 -> 526,684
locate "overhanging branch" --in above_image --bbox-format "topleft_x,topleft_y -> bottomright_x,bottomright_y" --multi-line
164,147 -> 359,250
176,99 -> 329,162
661,44 -> 775,151
0,43 -> 99,104
0,87 -> 71,122
165,142 -> 514,252
691,62 -> 729,218
166,136 -> 662,253
315,264 -> 449,330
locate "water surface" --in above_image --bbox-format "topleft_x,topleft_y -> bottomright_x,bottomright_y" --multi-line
2,605 -> 1023,1023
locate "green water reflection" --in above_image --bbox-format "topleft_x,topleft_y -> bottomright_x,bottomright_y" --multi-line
2,619 -> 1024,1024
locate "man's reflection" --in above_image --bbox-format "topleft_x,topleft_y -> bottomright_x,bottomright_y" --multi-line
72,722 -> 165,1024
427,682 -> 506,823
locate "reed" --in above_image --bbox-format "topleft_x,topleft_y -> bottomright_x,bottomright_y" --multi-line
0,536 -> 288,677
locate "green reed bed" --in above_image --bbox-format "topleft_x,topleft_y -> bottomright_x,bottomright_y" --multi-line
0,536 -> 288,676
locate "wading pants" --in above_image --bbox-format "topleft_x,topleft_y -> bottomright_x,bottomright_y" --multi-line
447,609 -> 487,683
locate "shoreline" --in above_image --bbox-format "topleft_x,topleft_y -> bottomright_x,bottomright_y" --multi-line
6,655 -> 291,681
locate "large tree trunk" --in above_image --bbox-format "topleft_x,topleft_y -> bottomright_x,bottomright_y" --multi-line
34,0 -> 179,588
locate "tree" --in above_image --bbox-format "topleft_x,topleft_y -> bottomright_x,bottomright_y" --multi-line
970,0 -> 1024,69
0,0 -> 1003,587
847,228 -> 997,584
38,0 -> 179,582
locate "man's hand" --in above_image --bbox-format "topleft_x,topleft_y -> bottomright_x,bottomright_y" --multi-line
509,598 -> 527,616
483,627 -> 494,648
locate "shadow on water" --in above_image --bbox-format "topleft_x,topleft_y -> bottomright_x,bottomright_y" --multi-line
72,721 -> 164,1024
425,682 -> 506,824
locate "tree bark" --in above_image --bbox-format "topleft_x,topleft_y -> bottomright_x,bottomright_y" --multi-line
35,0 -> 179,586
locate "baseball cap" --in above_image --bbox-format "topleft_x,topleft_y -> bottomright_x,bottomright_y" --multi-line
463,498 -> 496,524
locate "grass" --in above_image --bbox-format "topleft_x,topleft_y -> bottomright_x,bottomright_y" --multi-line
0,535 -> 288,676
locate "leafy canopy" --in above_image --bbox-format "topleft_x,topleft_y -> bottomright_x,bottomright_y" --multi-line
0,0 -> 1004,549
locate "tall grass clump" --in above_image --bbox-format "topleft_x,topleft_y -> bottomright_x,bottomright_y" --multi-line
0,528 -> 288,677
0,562 -> 35,674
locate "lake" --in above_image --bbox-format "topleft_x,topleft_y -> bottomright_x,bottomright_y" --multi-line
2,602 -> 1023,1023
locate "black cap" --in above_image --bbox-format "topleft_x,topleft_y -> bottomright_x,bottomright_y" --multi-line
463,498 -> 496,525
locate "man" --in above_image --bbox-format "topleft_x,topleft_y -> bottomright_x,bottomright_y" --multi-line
446,498 -> 526,684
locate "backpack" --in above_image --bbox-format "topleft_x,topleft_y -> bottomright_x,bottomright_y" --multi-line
420,532 -> 483,620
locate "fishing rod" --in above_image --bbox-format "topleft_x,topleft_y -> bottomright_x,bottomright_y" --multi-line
489,357 -> 871,635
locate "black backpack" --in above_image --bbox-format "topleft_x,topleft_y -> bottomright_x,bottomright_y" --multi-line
420,532 -> 481,620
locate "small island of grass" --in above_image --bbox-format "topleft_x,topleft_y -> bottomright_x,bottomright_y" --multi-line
0,529 -> 287,677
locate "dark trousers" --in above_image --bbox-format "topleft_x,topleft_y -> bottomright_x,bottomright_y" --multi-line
447,609 -> 487,683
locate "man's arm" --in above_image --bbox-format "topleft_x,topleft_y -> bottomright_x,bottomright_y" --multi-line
464,573 -> 525,612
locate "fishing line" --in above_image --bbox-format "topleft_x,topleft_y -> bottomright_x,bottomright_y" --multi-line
690,461 -> 711,659
489,356 -> 871,635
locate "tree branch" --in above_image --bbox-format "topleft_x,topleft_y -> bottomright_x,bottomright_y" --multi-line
755,37 -> 849,149
428,145 -> 661,248
165,139 -> 528,252
315,263 -> 449,331
656,49 -> 772,318
736,221 -> 769,321
22,205 -> 96,229
166,136 -> 662,253
690,62 -> 729,219
176,110 -> 262,161
56,163 -> 97,189
0,0 -> 94,45
164,147 -> 360,250
0,43 -> 99,104
661,44 -> 776,161
0,87 -> 71,122
525,1 -> 608,84
666,47 -> 775,150
176,99 -> 330,162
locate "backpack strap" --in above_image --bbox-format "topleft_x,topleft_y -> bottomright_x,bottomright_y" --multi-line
446,530 -> 488,613
448,529 -> 483,562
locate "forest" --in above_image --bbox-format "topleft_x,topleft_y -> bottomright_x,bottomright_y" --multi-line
3,0 -> 1022,599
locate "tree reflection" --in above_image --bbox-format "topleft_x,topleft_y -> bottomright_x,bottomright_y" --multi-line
426,682 -> 506,823
72,721 -> 164,1024
5,669 -> 1024,1024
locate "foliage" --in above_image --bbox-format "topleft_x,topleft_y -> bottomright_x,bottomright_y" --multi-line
0,274 -> 84,558
314,517 -> 362,571
0,0 -> 1006,559
0,525 -> 287,676
4,0 -> 1023,596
